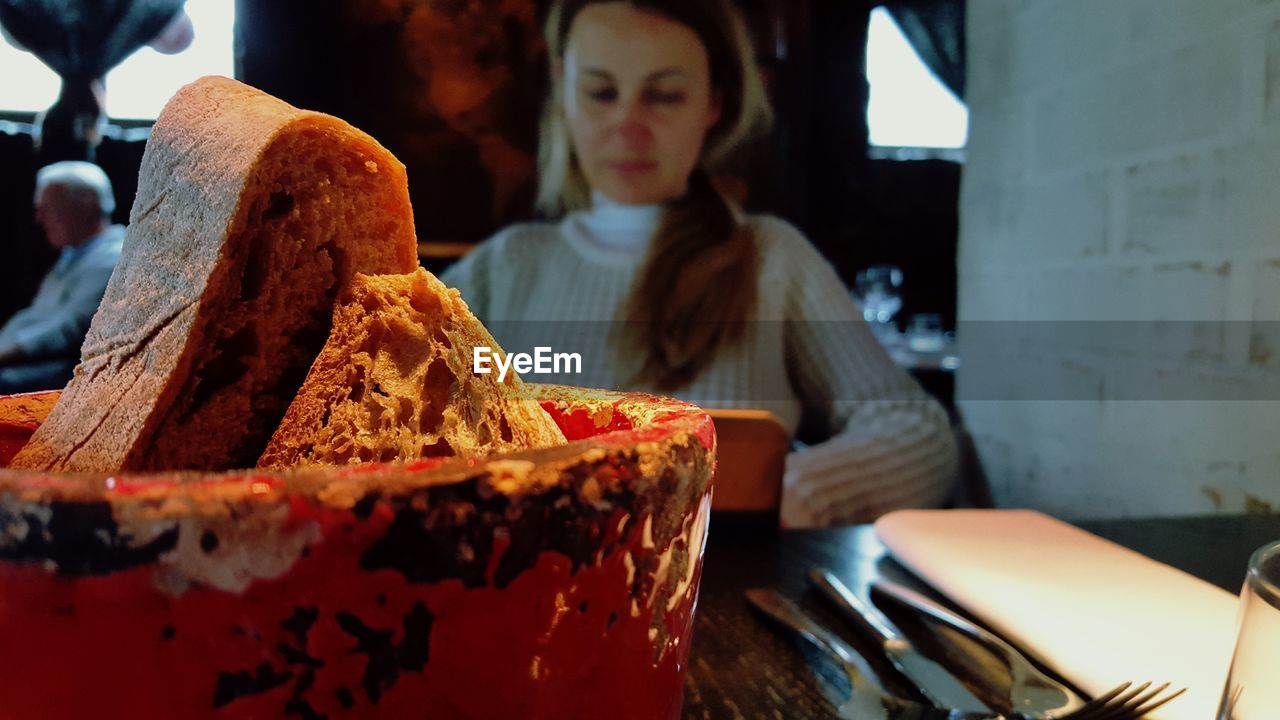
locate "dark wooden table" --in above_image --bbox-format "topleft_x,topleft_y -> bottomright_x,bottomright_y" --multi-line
681,512 -> 1280,719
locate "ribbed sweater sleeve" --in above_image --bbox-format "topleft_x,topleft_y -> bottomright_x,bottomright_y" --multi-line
765,218 -> 959,527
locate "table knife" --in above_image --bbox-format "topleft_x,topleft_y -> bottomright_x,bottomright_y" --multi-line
809,568 -> 991,713
745,588 -> 1008,720
871,578 -> 1087,717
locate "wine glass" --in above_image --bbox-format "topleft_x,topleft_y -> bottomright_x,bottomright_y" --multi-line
854,265 -> 903,326
1217,540 -> 1280,719
905,313 -> 946,353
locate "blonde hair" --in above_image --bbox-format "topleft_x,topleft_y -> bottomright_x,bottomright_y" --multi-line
537,0 -> 774,390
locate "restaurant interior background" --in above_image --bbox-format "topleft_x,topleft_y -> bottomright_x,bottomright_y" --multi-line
0,0 -> 1277,522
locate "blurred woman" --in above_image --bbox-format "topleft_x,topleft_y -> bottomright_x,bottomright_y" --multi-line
442,0 -> 958,526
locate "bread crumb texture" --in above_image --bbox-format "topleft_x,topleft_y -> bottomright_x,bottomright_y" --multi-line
259,269 -> 565,468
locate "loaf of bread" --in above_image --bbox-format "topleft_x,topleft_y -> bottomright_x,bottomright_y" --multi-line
258,268 -> 565,467
12,76 -> 420,473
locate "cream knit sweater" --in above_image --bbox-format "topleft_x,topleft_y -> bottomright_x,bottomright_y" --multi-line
440,197 -> 958,526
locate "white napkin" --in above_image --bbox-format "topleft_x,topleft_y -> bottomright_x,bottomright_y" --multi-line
874,509 -> 1240,720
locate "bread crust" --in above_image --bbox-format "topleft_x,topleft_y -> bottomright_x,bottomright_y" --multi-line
12,76 -> 419,473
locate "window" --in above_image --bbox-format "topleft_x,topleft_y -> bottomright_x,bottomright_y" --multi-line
865,6 -> 967,155
0,0 -> 235,120
0,30 -> 59,113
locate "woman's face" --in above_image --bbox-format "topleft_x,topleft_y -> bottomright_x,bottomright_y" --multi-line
561,3 -> 721,205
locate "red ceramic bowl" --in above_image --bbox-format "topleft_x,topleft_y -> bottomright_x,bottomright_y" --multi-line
0,384 -> 715,719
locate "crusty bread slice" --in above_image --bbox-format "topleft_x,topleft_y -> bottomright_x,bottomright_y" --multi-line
12,76 -> 419,473
258,268 -> 564,468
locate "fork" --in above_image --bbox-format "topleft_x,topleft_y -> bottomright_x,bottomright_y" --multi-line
745,588 -> 1184,720
871,579 -> 1186,720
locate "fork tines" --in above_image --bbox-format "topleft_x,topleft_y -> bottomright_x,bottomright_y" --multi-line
1062,681 -> 1187,720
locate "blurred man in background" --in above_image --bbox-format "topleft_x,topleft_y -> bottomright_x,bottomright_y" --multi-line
0,161 -> 123,392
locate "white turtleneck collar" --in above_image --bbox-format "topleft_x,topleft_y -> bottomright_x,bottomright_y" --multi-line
560,191 -> 665,267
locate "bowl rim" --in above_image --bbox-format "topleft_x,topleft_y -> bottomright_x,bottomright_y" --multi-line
0,384 -> 716,511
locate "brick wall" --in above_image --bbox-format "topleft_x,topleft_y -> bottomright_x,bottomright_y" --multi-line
959,0 -> 1280,518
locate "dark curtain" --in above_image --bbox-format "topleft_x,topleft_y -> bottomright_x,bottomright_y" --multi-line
746,0 -> 872,276
0,0 -> 182,76
881,0 -> 965,99
0,0 -> 184,161
806,0 -> 873,273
